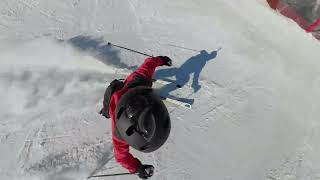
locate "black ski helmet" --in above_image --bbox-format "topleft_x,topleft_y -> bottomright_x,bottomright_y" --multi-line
115,86 -> 171,153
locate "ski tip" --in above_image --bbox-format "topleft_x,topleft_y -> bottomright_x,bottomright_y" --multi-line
184,104 -> 192,109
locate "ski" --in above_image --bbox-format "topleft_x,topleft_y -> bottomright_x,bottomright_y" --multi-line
114,69 -> 192,109
152,79 -> 192,109
115,70 -> 184,88
160,96 -> 192,109
152,78 -> 183,88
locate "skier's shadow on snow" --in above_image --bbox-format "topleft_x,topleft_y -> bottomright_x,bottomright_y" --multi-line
155,49 -> 221,105
67,35 -> 137,70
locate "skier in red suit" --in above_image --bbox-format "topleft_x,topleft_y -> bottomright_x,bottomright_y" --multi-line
101,56 -> 172,179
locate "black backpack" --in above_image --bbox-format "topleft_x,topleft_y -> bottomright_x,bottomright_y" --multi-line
99,75 -> 152,119
99,79 -> 124,118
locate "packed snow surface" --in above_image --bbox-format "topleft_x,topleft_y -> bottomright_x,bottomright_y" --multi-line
1,0 -> 320,180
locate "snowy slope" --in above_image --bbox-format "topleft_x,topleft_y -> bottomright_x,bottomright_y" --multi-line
1,0 -> 320,180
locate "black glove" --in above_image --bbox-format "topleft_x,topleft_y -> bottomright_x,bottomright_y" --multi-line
136,159 -> 154,179
158,56 -> 172,66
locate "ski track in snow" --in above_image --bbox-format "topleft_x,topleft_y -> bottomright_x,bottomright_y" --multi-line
1,0 -> 320,180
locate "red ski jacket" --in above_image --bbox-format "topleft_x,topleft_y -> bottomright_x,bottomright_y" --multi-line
108,57 -> 165,173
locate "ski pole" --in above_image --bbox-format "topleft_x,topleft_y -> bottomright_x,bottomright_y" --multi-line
107,42 -> 154,57
87,172 -> 136,179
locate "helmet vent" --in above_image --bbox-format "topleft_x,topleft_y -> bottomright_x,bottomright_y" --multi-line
126,125 -> 135,136
140,144 -> 149,151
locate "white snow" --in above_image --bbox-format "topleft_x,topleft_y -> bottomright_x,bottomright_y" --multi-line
1,0 -> 320,180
